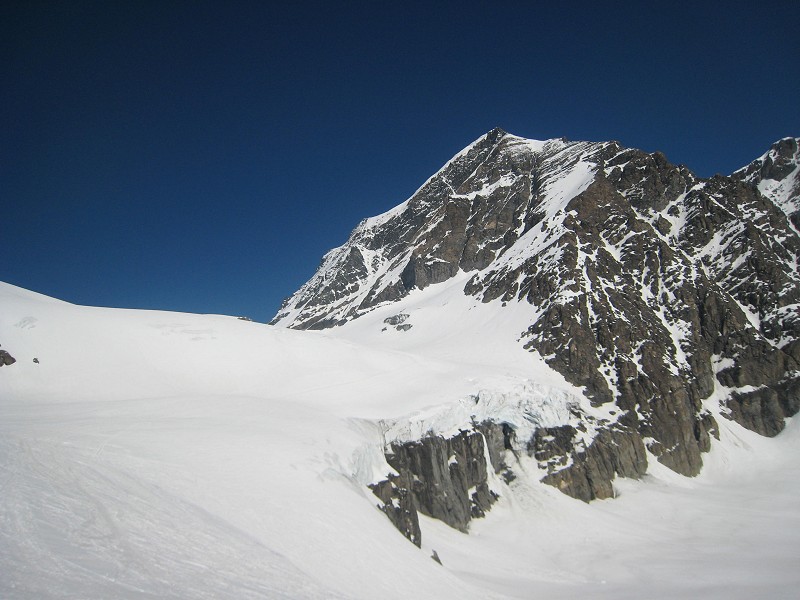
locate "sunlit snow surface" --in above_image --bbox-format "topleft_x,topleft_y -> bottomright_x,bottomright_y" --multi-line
1,280 -> 798,599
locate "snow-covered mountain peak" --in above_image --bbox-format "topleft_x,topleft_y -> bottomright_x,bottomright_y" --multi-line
272,129 -> 800,487
271,129 -> 610,329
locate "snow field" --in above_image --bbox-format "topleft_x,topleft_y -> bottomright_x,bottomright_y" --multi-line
1,280 -> 799,599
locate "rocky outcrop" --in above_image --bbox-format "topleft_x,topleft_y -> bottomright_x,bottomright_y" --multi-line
726,379 -> 800,438
276,130 -> 800,501
0,346 -> 16,367
382,313 -> 412,332
370,425 -> 505,546
529,425 -> 648,501
372,417 -> 654,543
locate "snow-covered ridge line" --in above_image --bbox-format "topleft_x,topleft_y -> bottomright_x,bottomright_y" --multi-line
271,130 -> 608,329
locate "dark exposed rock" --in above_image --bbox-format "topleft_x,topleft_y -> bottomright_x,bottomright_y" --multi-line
476,421 -> 516,473
383,313 -> 412,331
726,387 -> 788,438
370,427 -> 500,544
0,349 -> 16,367
370,477 -> 421,546
529,425 -> 647,502
695,411 -> 720,452
383,313 -> 409,326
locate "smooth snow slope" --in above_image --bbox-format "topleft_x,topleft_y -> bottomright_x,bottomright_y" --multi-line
1,280 -> 798,599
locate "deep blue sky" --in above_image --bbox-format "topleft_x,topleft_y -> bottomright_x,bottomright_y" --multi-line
3,1 -> 798,321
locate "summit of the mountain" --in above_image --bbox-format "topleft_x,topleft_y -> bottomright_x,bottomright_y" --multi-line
271,130 -> 599,329
272,129 -> 800,507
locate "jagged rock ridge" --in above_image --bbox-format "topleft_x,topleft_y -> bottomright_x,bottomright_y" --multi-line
369,424 -> 506,546
273,129 -> 800,511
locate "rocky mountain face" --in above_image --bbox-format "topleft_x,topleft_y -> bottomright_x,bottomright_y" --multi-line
369,423 -> 507,547
733,137 -> 800,232
272,129 -> 800,527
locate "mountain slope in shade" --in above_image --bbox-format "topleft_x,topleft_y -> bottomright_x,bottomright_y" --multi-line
273,129 -> 800,500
